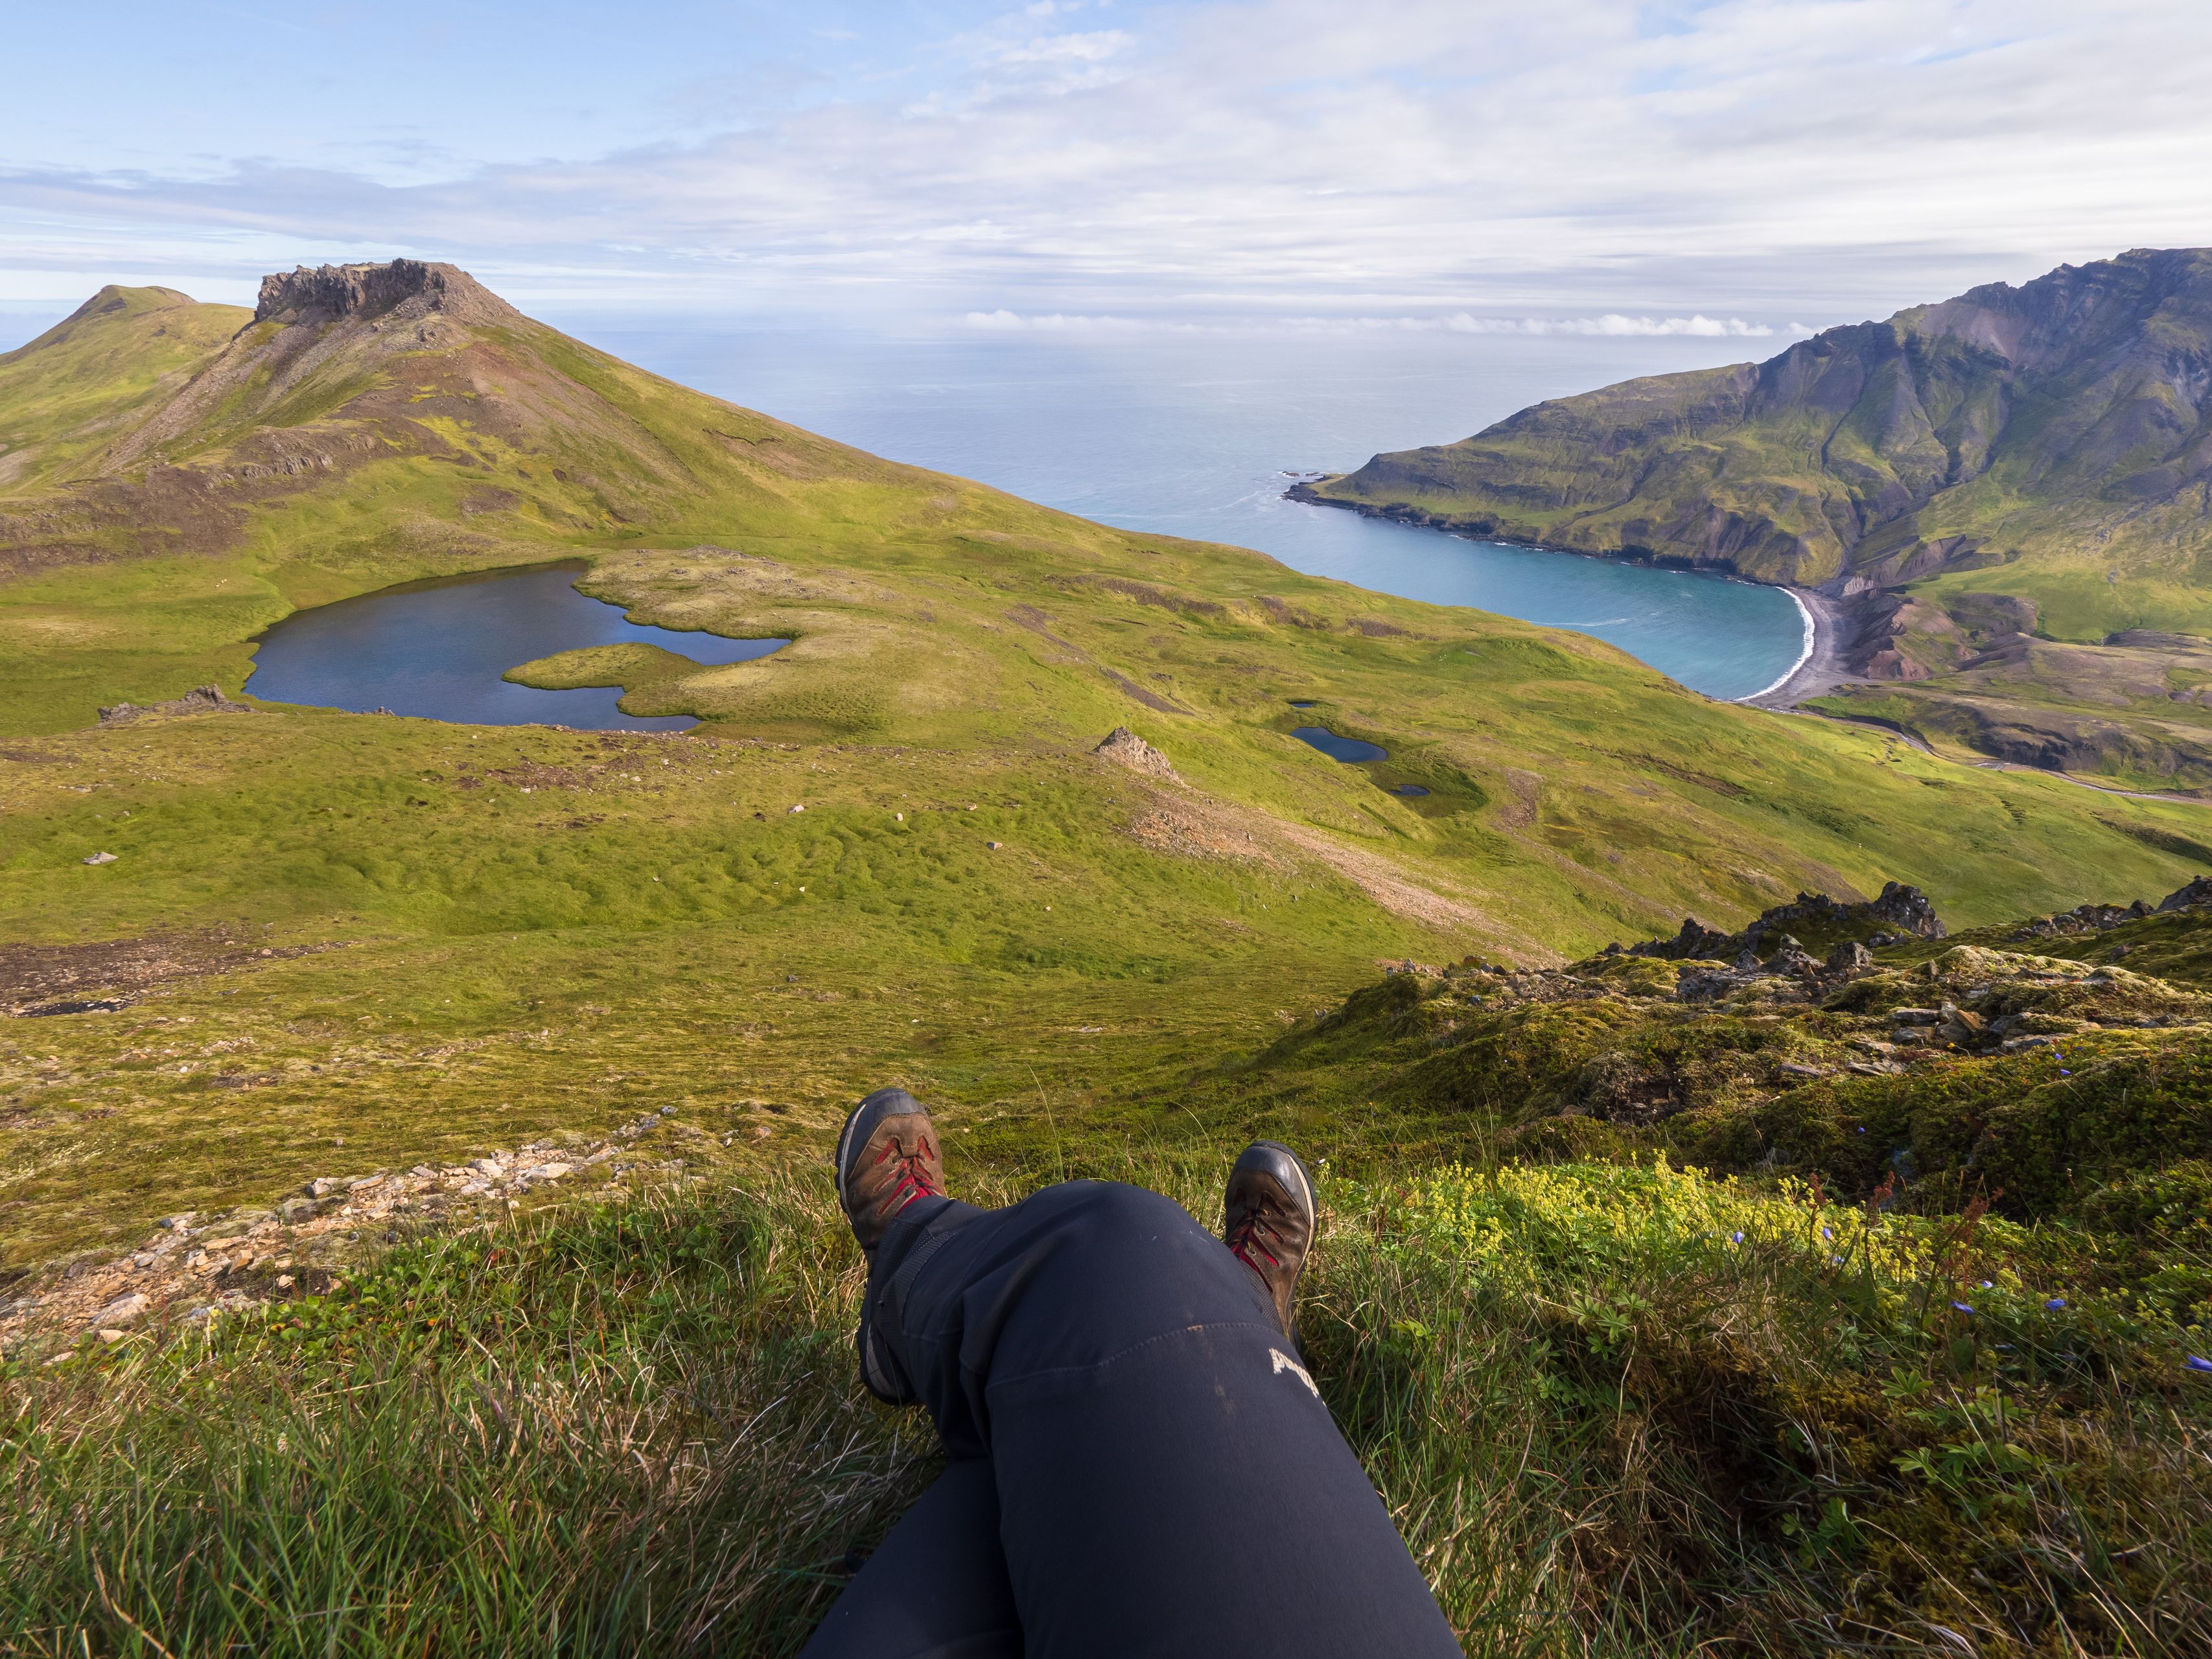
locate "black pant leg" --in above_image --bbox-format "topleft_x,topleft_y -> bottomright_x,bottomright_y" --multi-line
869,1181 -> 1462,1659
798,1457 -> 1022,1659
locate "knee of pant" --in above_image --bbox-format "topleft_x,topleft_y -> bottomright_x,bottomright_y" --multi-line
1051,1180 -> 1209,1250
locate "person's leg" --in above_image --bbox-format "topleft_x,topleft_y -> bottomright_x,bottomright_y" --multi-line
864,1178 -> 1461,1659
798,1458 -> 1021,1659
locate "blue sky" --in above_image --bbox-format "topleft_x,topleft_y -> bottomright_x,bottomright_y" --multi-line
3,0 -> 2208,332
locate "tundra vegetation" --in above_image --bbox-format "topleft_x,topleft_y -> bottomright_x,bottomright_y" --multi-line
2,264 -> 2209,1656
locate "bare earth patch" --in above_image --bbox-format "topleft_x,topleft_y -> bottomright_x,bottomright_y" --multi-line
0,932 -> 337,1016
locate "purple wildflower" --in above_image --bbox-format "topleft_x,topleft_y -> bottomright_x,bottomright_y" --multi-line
1979,1280 -> 1994,1290
1821,1226 -> 1834,1240
2045,1297 -> 2066,1310
2060,1069 -> 2072,1077
1951,1301 -> 1976,1315
2187,1355 -> 2212,1375
1730,1231 -> 1745,1244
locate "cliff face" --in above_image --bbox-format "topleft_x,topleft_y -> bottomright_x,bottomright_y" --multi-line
251,261 -> 523,330
1301,248 -> 2212,604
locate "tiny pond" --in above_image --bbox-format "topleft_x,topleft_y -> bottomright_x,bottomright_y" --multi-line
1290,721 -> 1453,806
246,563 -> 787,730
1292,726 -> 1388,764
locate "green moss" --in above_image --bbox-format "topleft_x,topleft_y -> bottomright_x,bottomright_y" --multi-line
501,642 -> 696,691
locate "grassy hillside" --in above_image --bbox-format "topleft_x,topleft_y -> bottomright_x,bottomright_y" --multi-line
1300,248 -> 2212,620
6,261 -> 2212,1655
7,902 -> 2210,1655
0,286 -> 251,496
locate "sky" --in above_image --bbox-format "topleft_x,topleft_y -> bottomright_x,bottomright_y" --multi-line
3,0 -> 2210,335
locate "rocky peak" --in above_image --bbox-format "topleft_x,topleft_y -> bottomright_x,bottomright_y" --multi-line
252,260 -> 520,329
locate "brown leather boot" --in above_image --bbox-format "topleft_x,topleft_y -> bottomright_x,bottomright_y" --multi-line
1223,1140 -> 1316,1339
835,1087 -> 949,1404
834,1086 -> 946,1255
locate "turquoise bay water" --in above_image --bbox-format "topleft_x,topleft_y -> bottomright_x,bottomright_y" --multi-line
247,563 -> 787,730
568,327 -> 1806,701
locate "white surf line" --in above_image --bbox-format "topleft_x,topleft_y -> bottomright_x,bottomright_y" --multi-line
1738,588 -> 1815,702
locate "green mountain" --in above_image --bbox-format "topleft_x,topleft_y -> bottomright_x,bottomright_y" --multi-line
1300,248 -> 2212,787
1302,247 -> 2212,627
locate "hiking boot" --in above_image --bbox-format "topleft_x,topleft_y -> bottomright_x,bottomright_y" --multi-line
834,1086 -> 946,1255
835,1087 -> 948,1405
1223,1140 -> 1316,1338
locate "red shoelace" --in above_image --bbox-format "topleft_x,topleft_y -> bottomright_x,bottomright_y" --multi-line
876,1135 -> 942,1214
1228,1214 -> 1281,1273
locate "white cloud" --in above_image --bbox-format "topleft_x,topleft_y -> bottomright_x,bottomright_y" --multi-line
992,29 -> 1128,64
962,308 -> 1149,329
965,309 -> 1775,337
1438,314 -> 1775,338
2,0 -> 2208,327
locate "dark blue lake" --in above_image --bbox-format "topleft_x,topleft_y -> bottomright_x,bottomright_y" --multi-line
1294,726 -> 1389,763
246,563 -> 787,730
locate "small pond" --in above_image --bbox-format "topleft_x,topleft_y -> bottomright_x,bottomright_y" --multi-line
1292,726 -> 1388,763
246,563 -> 787,730
1391,784 -> 1430,797
1288,699 -> 1318,708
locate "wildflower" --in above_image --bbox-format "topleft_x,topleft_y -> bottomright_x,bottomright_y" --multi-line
1951,1301 -> 1976,1315
2060,1069 -> 2072,1077
1979,1280 -> 1994,1290
2045,1297 -> 2066,1310
1730,1231 -> 1745,1244
1821,1226 -> 1834,1240
2187,1355 -> 2212,1375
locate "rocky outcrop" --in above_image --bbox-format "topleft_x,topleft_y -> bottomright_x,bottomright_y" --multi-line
1092,726 -> 1178,779
1625,882 -> 1945,963
97,684 -> 250,724
252,260 -> 522,330
1629,918 -> 1735,961
2158,876 -> 2212,912
2014,900 -> 2152,940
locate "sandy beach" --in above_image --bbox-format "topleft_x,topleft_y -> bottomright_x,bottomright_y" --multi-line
1742,588 -> 1852,708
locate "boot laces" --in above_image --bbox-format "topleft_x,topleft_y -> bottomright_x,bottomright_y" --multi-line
874,1135 -> 941,1214
1228,1211 -> 1281,1273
